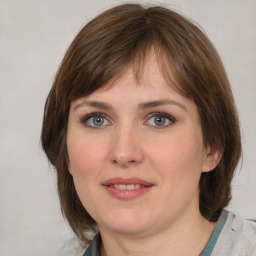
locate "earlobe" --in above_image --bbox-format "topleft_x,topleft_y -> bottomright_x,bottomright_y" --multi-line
68,167 -> 73,176
202,146 -> 223,173
67,161 -> 74,176
65,145 -> 73,175
65,144 -> 70,163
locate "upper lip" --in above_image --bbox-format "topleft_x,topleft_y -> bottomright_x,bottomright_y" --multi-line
102,177 -> 154,187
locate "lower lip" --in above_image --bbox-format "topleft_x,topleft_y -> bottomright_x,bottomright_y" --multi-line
103,186 -> 153,200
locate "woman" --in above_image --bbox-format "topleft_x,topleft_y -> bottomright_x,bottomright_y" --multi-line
41,3 -> 256,256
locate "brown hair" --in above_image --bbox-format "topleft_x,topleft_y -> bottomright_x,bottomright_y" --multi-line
41,3 -> 242,244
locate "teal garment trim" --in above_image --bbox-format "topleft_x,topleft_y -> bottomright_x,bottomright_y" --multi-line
200,210 -> 229,256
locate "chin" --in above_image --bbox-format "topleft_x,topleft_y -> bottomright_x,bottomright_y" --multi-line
98,211 -> 154,235
105,223 -> 152,236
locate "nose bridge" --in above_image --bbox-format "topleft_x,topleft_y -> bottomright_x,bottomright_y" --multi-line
110,120 -> 143,167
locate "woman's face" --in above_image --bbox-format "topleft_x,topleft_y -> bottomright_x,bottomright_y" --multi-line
67,57 -> 216,237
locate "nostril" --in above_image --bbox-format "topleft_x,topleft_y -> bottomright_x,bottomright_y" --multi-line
111,158 -> 138,167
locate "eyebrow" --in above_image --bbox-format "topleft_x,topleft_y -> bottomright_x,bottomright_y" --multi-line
138,99 -> 187,111
73,101 -> 113,111
73,99 -> 187,112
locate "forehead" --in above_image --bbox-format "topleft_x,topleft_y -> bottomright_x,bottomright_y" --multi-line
70,57 -> 195,115
73,56 -> 168,100
70,48 -> 192,112
97,50 -> 176,94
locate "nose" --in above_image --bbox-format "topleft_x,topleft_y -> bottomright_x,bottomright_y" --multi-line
109,124 -> 144,168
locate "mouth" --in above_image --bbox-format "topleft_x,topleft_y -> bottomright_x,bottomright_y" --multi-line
109,184 -> 146,190
102,177 -> 154,200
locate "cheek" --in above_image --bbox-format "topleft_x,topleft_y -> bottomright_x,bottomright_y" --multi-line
67,131 -> 107,176
147,133 -> 205,180
67,134 -> 107,216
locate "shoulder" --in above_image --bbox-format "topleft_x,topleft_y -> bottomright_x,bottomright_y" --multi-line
212,210 -> 256,255
225,211 -> 256,245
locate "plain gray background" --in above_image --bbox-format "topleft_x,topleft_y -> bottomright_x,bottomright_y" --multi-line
0,0 -> 255,255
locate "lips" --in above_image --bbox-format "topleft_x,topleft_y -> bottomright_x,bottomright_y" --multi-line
103,177 -> 153,186
110,184 -> 142,190
102,177 -> 154,200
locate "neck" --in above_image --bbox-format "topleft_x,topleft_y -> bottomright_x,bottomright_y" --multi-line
99,210 -> 217,256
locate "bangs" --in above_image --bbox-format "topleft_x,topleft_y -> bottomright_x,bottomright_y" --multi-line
100,44 -> 182,96
64,40 -> 185,104
56,8 -> 188,104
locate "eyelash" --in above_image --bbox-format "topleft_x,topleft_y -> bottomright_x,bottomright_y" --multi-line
146,112 -> 175,129
80,112 -> 110,129
80,112 -> 176,129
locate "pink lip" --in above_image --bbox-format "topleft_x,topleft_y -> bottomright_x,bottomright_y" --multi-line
102,177 -> 154,200
103,177 -> 153,186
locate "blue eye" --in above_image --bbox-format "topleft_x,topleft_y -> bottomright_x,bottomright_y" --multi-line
82,113 -> 110,127
154,116 -> 167,126
147,113 -> 174,127
91,116 -> 106,126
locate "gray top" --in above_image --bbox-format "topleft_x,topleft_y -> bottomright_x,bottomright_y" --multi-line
83,210 -> 256,256
209,210 -> 256,255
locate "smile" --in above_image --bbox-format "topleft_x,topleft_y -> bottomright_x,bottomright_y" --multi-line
109,184 -> 143,190
102,177 -> 154,200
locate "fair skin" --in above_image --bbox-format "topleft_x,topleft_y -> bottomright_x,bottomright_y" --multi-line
67,55 -> 221,256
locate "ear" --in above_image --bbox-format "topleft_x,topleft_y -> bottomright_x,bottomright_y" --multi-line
65,145 -> 73,175
202,145 -> 223,173
66,161 -> 74,176
67,163 -> 74,176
